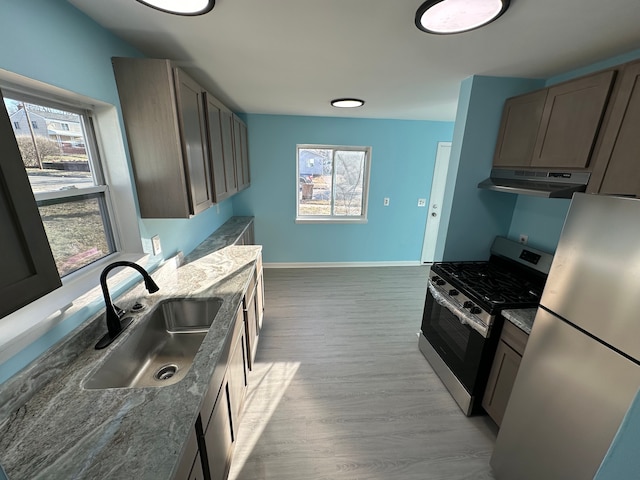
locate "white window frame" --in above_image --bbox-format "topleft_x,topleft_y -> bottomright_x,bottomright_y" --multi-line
0,69 -> 145,364
295,144 -> 371,224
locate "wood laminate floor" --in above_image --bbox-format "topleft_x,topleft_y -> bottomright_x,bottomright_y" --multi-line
229,267 -> 497,480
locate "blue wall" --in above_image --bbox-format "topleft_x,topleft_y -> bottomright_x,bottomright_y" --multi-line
0,0 -> 233,383
232,114 -> 454,263
441,76 -> 545,261
506,197 -> 570,253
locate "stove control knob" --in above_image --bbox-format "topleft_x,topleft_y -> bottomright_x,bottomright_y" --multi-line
470,307 -> 482,315
448,289 -> 459,296
463,301 -> 474,308
432,276 -> 446,286
437,279 -> 446,286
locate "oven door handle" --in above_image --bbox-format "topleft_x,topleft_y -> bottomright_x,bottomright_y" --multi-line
428,281 -> 489,338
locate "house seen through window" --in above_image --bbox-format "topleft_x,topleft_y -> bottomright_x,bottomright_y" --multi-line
2,93 -> 116,277
296,145 -> 371,222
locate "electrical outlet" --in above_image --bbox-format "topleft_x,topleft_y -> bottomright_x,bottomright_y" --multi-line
417,198 -> 427,207
151,235 -> 162,256
383,197 -> 390,206
519,234 -> 528,245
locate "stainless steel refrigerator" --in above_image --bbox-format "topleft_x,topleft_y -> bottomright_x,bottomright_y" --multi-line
491,193 -> 640,480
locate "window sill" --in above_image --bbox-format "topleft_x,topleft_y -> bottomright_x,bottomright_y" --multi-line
295,217 -> 368,224
0,251 -> 159,367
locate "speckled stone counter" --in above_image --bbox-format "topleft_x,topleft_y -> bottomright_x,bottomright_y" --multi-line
0,219 -> 260,479
186,216 -> 254,263
502,308 -> 537,335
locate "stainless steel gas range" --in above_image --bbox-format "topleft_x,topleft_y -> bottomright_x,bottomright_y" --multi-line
418,237 -> 553,415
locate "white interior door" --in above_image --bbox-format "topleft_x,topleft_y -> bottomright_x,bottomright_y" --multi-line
421,142 -> 451,264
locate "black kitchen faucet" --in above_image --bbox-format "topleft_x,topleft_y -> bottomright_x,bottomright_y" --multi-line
95,261 -> 159,349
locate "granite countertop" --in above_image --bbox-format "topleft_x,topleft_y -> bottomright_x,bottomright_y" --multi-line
502,308 -> 537,335
0,219 -> 258,479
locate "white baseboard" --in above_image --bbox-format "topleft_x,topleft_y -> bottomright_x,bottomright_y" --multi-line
264,261 -> 423,269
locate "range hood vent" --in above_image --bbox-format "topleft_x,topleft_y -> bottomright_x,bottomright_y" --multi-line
478,169 -> 590,198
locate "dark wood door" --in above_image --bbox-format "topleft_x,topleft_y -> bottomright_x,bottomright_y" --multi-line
531,70 -> 616,169
232,116 -> 247,191
0,95 -> 61,319
588,60 -> 640,196
204,381 -> 233,480
219,109 -> 237,196
174,69 -> 213,215
493,90 -> 547,167
482,339 -> 522,427
204,94 -> 230,202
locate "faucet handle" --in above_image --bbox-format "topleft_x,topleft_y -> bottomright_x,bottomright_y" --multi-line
113,304 -> 126,318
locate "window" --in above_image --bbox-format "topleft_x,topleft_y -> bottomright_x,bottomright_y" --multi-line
61,123 -> 69,131
31,120 -> 38,128
13,121 -> 19,129
296,144 -> 371,223
2,93 -> 116,277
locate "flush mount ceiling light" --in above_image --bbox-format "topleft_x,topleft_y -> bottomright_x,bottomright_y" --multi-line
415,0 -> 509,34
135,0 -> 215,16
331,98 -> 365,108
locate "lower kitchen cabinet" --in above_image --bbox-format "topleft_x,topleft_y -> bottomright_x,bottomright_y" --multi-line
203,383 -> 233,480
174,425 -> 204,480
175,255 -> 264,480
243,253 -> 264,372
199,305 -> 247,480
482,321 -> 529,427
256,264 -> 264,331
243,273 -> 258,371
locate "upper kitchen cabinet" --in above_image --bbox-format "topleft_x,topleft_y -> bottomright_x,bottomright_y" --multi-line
203,95 -> 251,202
493,90 -> 547,167
204,93 -> 233,202
0,94 -> 62,318
587,60 -> 640,197
233,115 -> 250,192
112,58 -> 213,218
531,70 -> 615,169
494,71 -> 616,170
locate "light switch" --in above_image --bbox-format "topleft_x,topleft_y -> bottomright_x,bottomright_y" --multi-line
151,235 -> 162,256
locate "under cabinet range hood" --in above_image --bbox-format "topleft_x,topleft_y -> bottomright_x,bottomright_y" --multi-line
478,169 -> 590,198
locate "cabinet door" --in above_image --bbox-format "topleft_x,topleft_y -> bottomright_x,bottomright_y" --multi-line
204,94 -> 230,202
227,317 -> 247,442
173,426 -> 200,480
531,70 -> 615,169
240,121 -> 250,188
232,116 -> 245,191
493,90 -> 547,167
0,96 -> 61,319
244,285 -> 258,371
220,109 -> 237,196
204,382 -> 233,480
174,69 -> 213,215
588,61 -> 640,196
188,452 -> 204,480
482,339 -> 522,427
256,269 -> 264,330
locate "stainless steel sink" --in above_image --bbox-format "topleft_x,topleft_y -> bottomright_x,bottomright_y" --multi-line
84,297 -> 223,389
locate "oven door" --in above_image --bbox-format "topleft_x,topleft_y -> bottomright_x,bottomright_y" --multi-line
420,285 -> 498,396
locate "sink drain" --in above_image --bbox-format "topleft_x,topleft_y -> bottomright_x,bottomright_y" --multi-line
155,364 -> 178,381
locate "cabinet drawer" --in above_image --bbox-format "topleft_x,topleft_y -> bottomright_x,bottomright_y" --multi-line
501,320 -> 528,356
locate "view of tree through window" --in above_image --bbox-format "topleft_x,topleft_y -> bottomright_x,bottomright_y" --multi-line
297,145 -> 370,221
2,94 -> 115,277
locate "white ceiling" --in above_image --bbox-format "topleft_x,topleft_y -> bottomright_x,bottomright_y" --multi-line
68,0 -> 640,121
